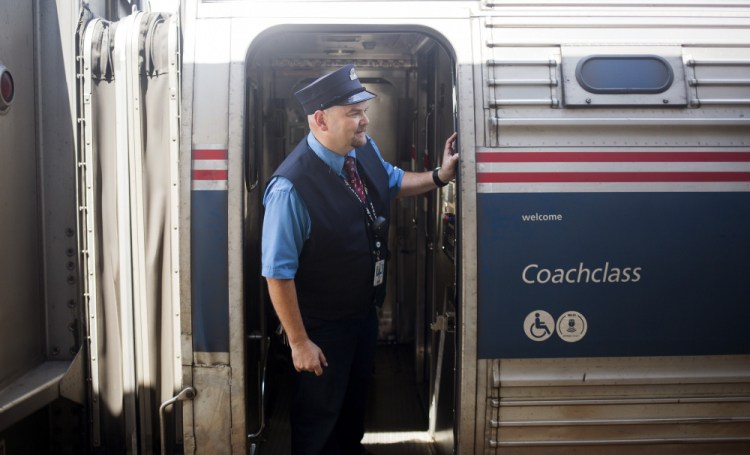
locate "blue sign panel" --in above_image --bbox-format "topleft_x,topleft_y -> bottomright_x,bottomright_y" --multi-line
192,190 -> 229,353
477,192 -> 750,359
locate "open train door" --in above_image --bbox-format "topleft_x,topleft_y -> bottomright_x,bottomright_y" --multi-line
77,8 -> 186,453
416,43 -> 460,455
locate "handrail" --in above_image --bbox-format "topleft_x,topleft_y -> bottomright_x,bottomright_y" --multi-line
247,335 -> 271,440
159,386 -> 196,455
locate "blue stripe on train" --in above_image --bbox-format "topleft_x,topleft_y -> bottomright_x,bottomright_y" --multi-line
191,190 -> 229,353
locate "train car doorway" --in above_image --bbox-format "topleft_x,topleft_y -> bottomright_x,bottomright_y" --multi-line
242,26 -> 459,454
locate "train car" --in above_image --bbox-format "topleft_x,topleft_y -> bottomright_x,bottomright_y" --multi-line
2,0 -> 749,453
0,0 -> 98,453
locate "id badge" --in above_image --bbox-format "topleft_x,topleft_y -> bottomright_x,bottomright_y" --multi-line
373,259 -> 385,286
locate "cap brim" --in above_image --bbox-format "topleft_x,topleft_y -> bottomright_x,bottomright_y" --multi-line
337,90 -> 377,107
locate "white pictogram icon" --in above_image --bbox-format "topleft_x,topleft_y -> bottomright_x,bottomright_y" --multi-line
524,310 -> 555,342
556,311 -> 587,342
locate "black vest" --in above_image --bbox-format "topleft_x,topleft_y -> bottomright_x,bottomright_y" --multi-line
273,137 -> 391,320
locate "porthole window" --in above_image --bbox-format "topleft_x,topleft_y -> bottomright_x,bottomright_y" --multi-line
575,55 -> 674,94
0,64 -> 14,114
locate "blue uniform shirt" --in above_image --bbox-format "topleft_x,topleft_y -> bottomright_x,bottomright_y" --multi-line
262,132 -> 404,279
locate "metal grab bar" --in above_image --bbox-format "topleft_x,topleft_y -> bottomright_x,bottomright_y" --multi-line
687,59 -> 750,67
159,386 -> 196,455
688,78 -> 750,86
487,59 -> 557,67
248,335 -> 271,440
490,98 -> 560,107
690,98 -> 750,107
488,78 -> 558,86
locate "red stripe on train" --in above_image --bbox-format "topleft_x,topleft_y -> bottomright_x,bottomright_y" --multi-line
477,172 -> 750,183
192,149 -> 228,160
477,152 -> 750,163
192,169 -> 228,181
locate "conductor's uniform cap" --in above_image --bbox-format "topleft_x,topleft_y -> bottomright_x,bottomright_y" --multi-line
295,64 -> 377,115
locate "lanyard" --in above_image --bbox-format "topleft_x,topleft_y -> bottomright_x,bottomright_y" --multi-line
344,175 -> 387,268
342,173 -> 378,225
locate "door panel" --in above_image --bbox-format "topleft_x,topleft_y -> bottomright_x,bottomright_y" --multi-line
78,11 -> 182,453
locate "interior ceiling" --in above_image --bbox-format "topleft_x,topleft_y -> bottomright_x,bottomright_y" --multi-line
261,32 -> 428,60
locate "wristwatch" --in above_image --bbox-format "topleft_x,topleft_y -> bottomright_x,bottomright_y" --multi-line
433,167 -> 449,188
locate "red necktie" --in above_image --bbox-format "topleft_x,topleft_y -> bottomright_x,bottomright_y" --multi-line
344,156 -> 366,203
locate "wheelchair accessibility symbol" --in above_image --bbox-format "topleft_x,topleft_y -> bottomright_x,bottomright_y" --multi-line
523,310 -> 555,342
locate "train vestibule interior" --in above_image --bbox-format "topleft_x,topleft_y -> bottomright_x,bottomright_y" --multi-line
243,27 -> 458,453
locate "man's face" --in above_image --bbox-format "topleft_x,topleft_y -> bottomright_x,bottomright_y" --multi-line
324,101 -> 370,150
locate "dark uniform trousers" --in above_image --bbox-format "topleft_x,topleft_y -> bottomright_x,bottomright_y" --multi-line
291,307 -> 378,455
